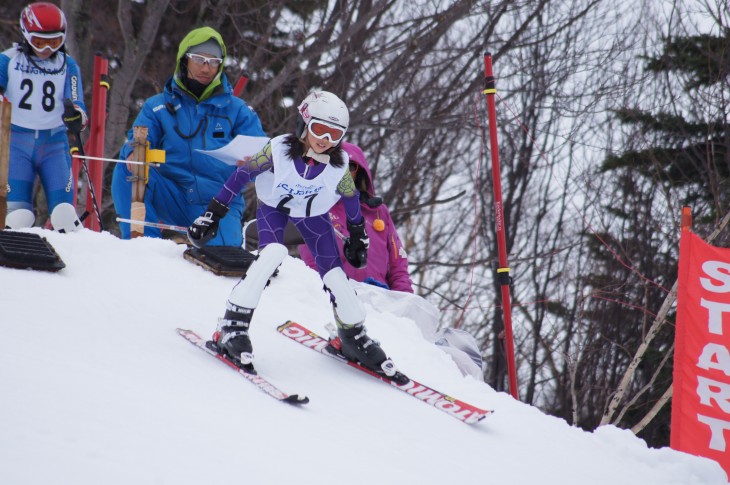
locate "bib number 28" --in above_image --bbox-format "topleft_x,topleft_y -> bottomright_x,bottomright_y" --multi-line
18,79 -> 56,112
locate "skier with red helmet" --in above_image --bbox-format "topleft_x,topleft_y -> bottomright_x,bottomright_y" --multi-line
0,2 -> 87,232
188,91 -> 407,383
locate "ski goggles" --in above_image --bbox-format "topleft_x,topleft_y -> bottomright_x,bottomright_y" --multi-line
186,53 -> 223,68
308,119 -> 346,143
28,32 -> 65,53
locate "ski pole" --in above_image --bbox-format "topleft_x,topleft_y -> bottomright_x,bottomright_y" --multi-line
64,99 -> 104,232
115,217 -> 187,233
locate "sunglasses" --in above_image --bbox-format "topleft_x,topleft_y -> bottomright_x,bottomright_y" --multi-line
308,119 -> 346,143
29,33 -> 65,53
186,53 -> 223,68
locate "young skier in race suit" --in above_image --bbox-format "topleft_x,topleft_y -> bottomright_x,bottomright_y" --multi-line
188,91 -> 405,381
0,2 -> 87,232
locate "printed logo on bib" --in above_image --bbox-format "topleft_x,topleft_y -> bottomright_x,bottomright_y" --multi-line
275,182 -> 324,197
13,61 -> 66,77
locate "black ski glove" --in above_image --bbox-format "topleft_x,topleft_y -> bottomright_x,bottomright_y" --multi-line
343,219 -> 369,269
188,198 -> 229,248
62,98 -> 86,133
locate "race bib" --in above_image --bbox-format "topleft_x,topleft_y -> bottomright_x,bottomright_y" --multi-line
3,47 -> 67,130
255,135 -> 347,217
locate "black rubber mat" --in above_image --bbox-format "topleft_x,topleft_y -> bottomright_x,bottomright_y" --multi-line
0,231 -> 65,272
183,246 -> 256,277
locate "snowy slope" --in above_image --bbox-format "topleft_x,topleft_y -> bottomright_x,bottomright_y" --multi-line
0,228 -> 727,485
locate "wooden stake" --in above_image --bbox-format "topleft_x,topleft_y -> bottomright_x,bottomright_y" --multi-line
130,126 -> 148,238
0,98 -> 11,229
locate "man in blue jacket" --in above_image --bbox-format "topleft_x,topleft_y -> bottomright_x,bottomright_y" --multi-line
112,26 -> 266,246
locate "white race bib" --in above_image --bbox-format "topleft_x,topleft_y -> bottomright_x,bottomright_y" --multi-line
3,47 -> 67,130
255,135 -> 347,218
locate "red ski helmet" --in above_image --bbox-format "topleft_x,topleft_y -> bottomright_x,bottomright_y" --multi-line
20,2 -> 67,54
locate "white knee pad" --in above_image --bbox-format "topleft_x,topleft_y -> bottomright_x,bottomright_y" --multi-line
5,208 -> 35,229
228,243 -> 288,309
51,203 -> 82,233
323,267 -> 366,326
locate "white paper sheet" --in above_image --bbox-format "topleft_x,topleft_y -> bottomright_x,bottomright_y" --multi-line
196,135 -> 270,166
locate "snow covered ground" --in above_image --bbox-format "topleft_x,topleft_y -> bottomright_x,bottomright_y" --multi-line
1,228 -> 727,485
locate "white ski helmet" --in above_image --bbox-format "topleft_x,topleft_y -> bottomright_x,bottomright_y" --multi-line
296,91 -> 349,143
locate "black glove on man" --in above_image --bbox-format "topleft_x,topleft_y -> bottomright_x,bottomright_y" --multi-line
188,198 -> 229,248
343,219 -> 369,268
62,98 -> 86,133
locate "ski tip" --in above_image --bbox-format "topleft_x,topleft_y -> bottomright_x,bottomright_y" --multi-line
284,394 -> 310,405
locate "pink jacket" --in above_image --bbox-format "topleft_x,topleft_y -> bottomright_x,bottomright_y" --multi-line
299,143 -> 414,293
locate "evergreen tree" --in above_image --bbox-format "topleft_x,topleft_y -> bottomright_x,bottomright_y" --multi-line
577,26 -> 730,446
603,29 -> 730,219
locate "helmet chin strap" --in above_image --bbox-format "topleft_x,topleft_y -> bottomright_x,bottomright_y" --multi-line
305,147 -> 330,164
303,138 -> 338,164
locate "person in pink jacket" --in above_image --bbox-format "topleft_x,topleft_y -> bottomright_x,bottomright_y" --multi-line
299,142 -> 414,293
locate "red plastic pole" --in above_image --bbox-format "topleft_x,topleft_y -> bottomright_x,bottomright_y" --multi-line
482,52 -> 519,400
83,54 -> 109,231
233,74 -> 249,98
681,206 -> 692,231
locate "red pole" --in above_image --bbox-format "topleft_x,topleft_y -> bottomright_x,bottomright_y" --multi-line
681,206 -> 692,231
482,52 -> 519,400
83,54 -> 109,231
233,74 -> 249,98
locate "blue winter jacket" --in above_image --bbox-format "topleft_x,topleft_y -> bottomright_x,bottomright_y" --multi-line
118,73 -> 265,213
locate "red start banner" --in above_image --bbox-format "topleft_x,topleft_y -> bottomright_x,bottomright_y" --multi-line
673,229 -> 730,477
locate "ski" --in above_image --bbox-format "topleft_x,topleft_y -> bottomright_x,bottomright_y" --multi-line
176,328 -> 309,405
277,321 -> 491,424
